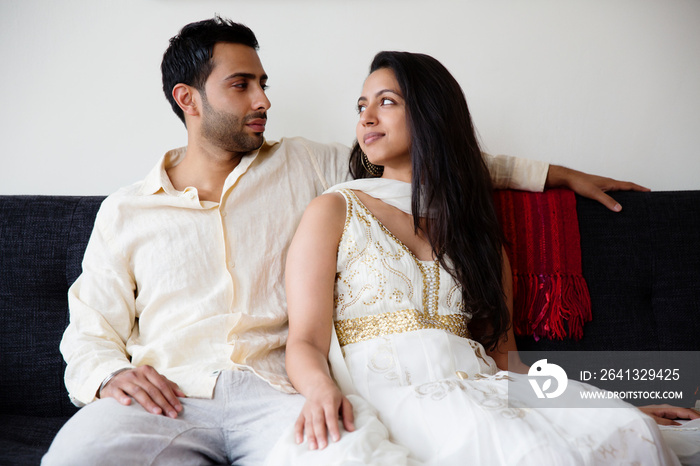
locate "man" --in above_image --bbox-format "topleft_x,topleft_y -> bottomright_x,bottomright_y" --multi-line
43,17 -> 692,465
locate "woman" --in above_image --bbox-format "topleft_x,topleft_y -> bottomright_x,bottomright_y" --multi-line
271,51 -> 680,465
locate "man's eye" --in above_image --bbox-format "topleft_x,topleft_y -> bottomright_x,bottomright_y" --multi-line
261,84 -> 269,91
233,82 -> 248,89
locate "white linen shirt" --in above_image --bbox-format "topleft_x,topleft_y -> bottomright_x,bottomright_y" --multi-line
61,137 -> 547,406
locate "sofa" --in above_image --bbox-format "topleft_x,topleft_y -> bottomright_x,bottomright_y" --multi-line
1,191 -> 699,465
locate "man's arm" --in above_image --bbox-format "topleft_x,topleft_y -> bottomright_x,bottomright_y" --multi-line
482,153 -> 650,212
62,204 -> 184,417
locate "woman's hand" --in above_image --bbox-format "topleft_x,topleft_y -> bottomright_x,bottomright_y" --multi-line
294,380 -> 355,450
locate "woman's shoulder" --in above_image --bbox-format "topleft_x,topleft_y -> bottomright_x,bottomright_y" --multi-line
301,192 -> 347,228
308,191 -> 347,211
293,193 -> 348,248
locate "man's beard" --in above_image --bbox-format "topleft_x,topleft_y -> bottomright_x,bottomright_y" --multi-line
200,94 -> 265,154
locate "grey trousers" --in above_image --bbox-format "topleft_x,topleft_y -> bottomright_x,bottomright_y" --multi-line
42,370 -> 305,466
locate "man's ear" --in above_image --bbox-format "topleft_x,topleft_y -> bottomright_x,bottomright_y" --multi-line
172,84 -> 200,117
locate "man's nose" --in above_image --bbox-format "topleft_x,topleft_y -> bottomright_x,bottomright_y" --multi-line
253,85 -> 271,111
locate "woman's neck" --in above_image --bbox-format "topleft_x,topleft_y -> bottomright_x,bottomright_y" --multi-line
380,165 -> 411,183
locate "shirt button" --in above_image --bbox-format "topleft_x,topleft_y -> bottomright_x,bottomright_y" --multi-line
210,370 -> 220,377
456,371 -> 469,380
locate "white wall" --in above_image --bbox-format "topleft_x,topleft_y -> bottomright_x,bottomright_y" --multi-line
1,0 -> 698,195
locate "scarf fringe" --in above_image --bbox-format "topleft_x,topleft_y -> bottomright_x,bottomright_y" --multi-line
512,273 -> 592,341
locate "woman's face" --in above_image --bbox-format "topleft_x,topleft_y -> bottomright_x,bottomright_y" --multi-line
356,68 -> 412,175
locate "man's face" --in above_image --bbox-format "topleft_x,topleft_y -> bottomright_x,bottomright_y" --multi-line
199,42 -> 271,154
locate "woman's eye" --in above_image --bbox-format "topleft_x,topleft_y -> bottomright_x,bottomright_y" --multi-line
381,98 -> 394,106
357,104 -> 366,114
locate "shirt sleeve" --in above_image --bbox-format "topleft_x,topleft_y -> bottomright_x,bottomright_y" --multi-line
296,138 -> 352,191
482,152 -> 549,192
61,200 -> 136,406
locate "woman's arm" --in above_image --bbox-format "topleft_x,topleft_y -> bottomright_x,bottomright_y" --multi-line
285,193 -> 354,450
485,250 -> 529,374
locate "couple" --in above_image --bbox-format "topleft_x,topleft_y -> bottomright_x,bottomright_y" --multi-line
43,17 -> 693,465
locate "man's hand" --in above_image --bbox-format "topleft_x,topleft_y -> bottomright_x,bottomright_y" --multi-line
546,165 -> 650,212
638,404 -> 700,426
99,365 -> 186,418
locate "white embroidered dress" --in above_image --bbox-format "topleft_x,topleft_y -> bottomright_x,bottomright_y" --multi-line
267,185 -> 680,465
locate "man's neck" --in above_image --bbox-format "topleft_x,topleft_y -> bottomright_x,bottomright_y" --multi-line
167,140 -> 250,203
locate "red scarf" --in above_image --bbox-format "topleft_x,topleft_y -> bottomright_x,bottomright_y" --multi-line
493,189 -> 592,340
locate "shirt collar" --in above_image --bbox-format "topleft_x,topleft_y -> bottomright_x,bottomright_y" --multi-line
139,147 -> 186,196
138,145 -> 263,197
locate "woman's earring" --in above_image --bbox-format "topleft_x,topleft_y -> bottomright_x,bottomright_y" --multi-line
361,151 -> 384,177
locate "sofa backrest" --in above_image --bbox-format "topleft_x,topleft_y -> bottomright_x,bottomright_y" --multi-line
1,191 -> 698,418
0,196 -> 104,417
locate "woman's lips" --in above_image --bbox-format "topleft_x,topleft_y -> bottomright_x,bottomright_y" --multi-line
363,132 -> 384,144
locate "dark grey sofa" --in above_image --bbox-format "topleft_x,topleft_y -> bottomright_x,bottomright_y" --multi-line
1,191 -> 699,465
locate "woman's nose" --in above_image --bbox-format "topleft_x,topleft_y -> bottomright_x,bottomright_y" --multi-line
360,106 -> 376,126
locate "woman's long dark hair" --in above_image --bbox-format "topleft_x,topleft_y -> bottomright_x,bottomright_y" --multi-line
350,51 -> 509,350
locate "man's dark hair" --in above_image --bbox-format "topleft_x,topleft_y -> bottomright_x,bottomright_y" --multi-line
161,16 -> 259,124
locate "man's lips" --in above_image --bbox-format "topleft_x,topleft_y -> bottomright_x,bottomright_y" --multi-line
246,118 -> 267,132
363,132 -> 384,144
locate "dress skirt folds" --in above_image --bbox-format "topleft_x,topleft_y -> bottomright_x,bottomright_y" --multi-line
265,188 -> 679,465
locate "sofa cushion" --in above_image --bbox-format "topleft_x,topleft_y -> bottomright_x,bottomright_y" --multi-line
0,196 -> 103,417
0,414 -> 72,465
648,192 -> 700,347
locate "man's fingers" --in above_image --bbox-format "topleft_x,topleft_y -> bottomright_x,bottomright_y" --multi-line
125,382 -> 165,415
574,180 -> 622,212
594,191 -> 622,212
168,380 -> 187,398
144,370 -> 183,415
606,179 -> 650,193
102,366 -> 183,418
101,385 -> 133,406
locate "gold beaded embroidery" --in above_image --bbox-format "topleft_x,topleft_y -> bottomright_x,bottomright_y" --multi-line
341,191 -> 441,309
446,283 -> 466,312
333,189 -> 468,344
380,258 -> 414,299
335,308 -> 470,346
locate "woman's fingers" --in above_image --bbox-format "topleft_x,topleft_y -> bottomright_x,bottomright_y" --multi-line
294,395 -> 356,450
341,396 -> 355,432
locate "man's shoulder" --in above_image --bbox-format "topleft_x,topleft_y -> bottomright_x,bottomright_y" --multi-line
93,179 -> 151,226
101,180 -> 146,206
264,137 -> 349,158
